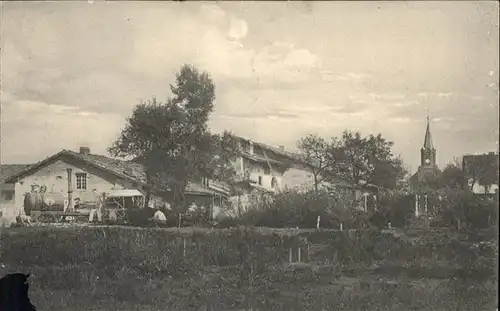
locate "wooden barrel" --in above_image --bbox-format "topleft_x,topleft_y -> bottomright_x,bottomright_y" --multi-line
23,192 -> 43,216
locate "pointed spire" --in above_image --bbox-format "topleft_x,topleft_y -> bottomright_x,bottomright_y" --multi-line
423,114 -> 434,150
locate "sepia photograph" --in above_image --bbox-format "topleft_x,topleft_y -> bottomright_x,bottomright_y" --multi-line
0,1 -> 498,310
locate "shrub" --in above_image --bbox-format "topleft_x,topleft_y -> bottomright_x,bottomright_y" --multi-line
437,189 -> 498,229
369,190 -> 414,228
230,188 -> 366,229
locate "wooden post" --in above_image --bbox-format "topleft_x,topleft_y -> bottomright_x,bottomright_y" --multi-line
183,238 -> 187,258
298,247 -> 301,262
178,213 -> 182,228
340,222 -> 343,231
424,194 -> 428,216
307,243 -> 311,262
415,194 -> 419,217
66,168 -> 73,212
289,247 -> 292,263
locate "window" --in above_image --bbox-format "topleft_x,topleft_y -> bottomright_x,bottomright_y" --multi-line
2,190 -> 14,201
76,173 -> 87,190
258,176 -> 263,186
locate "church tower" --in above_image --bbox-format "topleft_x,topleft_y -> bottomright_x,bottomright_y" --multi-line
409,114 -> 440,193
420,116 -> 437,167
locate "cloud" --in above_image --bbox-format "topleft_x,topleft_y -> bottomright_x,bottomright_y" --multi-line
227,18 -> 248,40
369,92 -> 405,101
334,72 -> 372,82
1,100 -> 124,163
1,1 -> 498,172
437,92 -> 453,98
220,110 -> 300,120
391,117 -> 412,124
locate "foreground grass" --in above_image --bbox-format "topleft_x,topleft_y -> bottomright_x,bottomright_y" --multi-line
2,263 -> 497,311
1,226 -> 497,310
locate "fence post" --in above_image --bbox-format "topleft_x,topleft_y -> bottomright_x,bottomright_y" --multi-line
289,247 -> 293,263
307,243 -> 311,262
183,237 -> 187,258
298,247 -> 301,263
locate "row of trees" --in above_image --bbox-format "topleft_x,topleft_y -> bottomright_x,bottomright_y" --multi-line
297,132 -> 407,191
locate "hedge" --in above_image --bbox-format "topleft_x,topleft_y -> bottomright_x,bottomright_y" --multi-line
1,226 -> 496,280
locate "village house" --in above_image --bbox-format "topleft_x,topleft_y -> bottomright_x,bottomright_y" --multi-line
227,136 -> 379,214
0,164 -> 31,224
1,147 -> 229,224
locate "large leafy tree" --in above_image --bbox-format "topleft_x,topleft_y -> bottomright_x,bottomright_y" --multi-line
109,64 -> 238,210
297,131 -> 406,190
329,131 -> 406,189
439,158 -> 466,190
297,134 -> 340,192
463,153 -> 499,193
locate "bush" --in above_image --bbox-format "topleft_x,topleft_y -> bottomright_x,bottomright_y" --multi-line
437,189 -> 498,229
0,226 -> 291,270
369,190 -> 414,228
228,188 -> 366,229
2,226 -> 496,281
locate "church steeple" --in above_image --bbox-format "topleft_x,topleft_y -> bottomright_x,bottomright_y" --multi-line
420,114 -> 436,166
423,115 -> 434,150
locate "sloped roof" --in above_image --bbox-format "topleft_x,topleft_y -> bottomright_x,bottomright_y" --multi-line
423,116 -> 434,150
0,164 -> 32,184
234,136 -> 307,168
4,150 -> 226,197
253,141 -> 302,162
107,189 -> 144,197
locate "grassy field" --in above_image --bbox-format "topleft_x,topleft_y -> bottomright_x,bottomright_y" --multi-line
0,225 -> 497,311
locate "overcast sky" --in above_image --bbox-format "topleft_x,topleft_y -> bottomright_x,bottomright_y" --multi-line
1,1 -> 498,172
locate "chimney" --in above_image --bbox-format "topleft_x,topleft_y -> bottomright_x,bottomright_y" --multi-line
79,146 -> 91,155
279,146 -> 285,151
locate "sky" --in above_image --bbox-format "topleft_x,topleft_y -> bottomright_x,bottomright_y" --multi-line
1,1 -> 499,173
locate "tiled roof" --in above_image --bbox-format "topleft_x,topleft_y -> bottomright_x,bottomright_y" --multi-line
5,150 -> 225,197
0,164 -> 32,184
66,150 -> 148,184
233,135 -> 308,168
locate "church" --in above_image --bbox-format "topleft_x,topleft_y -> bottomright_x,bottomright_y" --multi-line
409,116 -> 441,193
